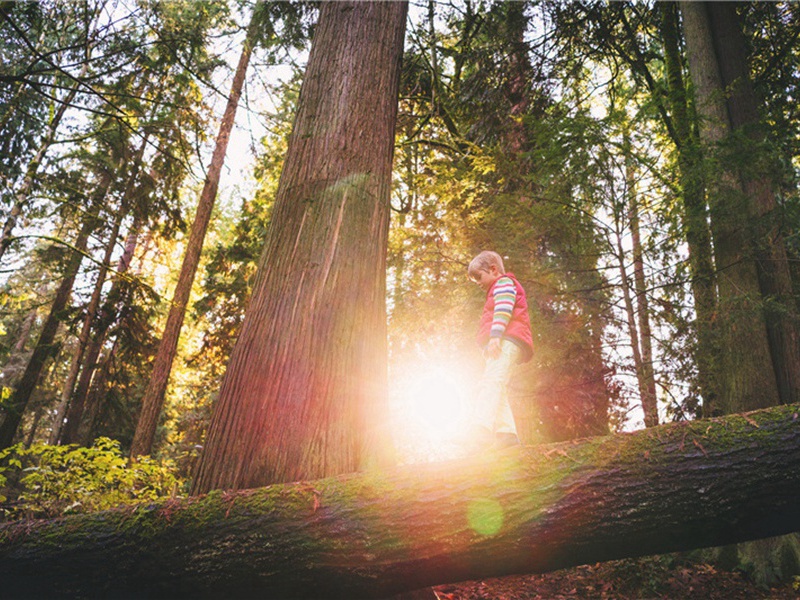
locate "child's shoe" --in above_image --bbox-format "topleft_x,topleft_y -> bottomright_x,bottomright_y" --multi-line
494,432 -> 520,449
460,424 -> 493,454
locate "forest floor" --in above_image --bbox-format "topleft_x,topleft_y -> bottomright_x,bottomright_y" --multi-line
431,556 -> 800,599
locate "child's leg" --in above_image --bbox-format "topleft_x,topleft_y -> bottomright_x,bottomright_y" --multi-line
474,340 -> 521,434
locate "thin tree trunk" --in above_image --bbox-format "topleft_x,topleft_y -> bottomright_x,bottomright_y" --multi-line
0,58 -> 92,264
425,0 -> 462,145
680,2 -> 780,414
2,404 -> 799,599
50,123 -> 150,444
613,203 -> 650,424
61,221 -> 140,446
192,1 -> 408,493
49,206 -> 124,444
427,0 -> 438,110
23,405 -> 43,448
130,3 -> 263,457
0,203 -> 102,448
626,148 -> 658,427
659,1 -> 720,416
54,130 -> 147,445
0,303 -> 38,388
77,336 -> 119,445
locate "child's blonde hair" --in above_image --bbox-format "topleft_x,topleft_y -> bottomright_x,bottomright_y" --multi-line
468,251 -> 505,279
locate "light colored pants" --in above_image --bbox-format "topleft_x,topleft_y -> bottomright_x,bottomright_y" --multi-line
474,339 -> 521,435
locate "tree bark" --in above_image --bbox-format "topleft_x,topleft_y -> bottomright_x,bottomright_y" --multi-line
49,205 -> 124,445
706,1 -> 800,407
658,1 -> 720,416
680,2 -> 780,414
2,404 -> 799,599
130,2 -> 264,458
0,191 -> 106,449
61,220 -> 141,446
624,130 -> 658,427
192,1 -> 408,492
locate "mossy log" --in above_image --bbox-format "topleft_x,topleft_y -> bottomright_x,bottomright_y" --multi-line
2,405 -> 800,599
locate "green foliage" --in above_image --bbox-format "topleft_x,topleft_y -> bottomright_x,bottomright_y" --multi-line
0,437 -> 183,521
0,0 -> 797,473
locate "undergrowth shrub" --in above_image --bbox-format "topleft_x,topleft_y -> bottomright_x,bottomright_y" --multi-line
0,437 -> 184,520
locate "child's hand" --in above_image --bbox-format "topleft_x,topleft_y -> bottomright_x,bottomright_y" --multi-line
486,338 -> 502,359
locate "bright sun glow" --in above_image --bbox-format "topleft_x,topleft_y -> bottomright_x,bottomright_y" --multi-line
408,372 -> 468,434
391,363 -> 475,463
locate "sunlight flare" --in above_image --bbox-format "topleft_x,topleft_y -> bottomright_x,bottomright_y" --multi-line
390,363 -> 475,462
407,370 -> 468,435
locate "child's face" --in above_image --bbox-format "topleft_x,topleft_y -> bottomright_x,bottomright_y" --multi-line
471,267 -> 498,291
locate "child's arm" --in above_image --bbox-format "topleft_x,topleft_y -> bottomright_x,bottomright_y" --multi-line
489,275 -> 517,340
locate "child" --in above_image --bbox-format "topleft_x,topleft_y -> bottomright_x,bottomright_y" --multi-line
467,251 -> 534,449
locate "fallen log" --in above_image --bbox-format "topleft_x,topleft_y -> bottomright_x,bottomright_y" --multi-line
1,404 -> 799,599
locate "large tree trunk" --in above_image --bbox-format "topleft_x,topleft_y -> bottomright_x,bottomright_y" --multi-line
192,1 -> 408,493
2,404 -> 799,599
706,1 -> 800,407
680,2 -> 780,414
685,3 -> 800,578
130,2 -> 264,458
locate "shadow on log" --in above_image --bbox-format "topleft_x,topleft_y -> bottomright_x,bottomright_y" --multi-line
1,404 -> 799,599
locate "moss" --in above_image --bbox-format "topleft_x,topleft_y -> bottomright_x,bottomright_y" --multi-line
2,402 -> 798,599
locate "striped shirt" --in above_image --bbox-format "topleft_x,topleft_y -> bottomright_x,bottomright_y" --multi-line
490,276 -> 517,338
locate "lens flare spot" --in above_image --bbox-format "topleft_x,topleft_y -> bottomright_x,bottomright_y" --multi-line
408,372 -> 467,434
467,497 -> 504,536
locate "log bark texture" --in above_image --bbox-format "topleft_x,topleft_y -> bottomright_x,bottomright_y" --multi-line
2,404 -> 799,599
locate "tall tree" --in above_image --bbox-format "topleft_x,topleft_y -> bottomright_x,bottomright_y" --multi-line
680,1 -> 780,415
0,1 -> 100,263
705,1 -> 800,407
658,1 -> 720,416
683,1 -> 800,580
0,186 -> 106,448
130,1 -> 265,458
49,199 -> 126,444
625,139 -> 657,427
192,1 -> 408,493
59,220 -> 141,446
